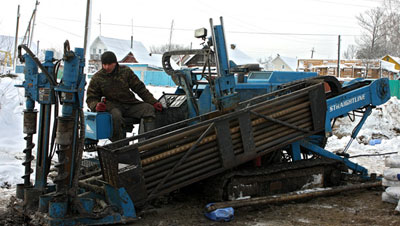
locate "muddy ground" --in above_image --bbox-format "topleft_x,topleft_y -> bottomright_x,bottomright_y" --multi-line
133,185 -> 399,226
1,185 -> 399,226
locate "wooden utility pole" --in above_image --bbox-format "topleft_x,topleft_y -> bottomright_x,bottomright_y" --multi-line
310,47 -> 315,59
168,20 -> 174,51
131,18 -> 134,49
13,5 -> 20,69
83,0 -> 92,74
29,0 -> 39,48
337,35 -> 341,78
83,0 -> 91,56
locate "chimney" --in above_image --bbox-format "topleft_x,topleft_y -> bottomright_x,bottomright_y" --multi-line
131,35 -> 133,49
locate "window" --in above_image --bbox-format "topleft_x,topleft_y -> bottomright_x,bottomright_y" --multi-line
281,64 -> 285,69
248,72 -> 272,80
99,49 -> 102,54
92,48 -> 96,54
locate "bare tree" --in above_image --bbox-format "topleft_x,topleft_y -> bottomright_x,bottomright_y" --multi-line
149,43 -> 189,54
343,44 -> 358,59
381,0 -> 400,56
257,56 -> 273,70
356,7 -> 388,59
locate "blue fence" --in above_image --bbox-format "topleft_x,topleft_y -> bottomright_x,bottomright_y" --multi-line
134,70 -> 176,87
389,80 -> 400,99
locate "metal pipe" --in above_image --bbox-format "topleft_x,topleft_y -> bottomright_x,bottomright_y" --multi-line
254,96 -> 308,117
140,134 -> 200,159
252,111 -> 311,138
143,142 -> 218,176
146,123 -> 216,199
255,122 -> 312,148
231,118 -> 311,155
147,162 -> 222,194
206,181 -> 382,212
255,125 -> 312,153
145,154 -> 220,188
144,148 -> 219,181
250,110 -> 310,133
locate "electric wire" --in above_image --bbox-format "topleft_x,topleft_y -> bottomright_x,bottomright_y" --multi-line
349,151 -> 397,158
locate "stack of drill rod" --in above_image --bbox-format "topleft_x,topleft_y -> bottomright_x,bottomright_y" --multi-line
92,81 -> 325,205
134,82 -> 326,200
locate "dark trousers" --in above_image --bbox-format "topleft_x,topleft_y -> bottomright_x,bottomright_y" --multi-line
108,102 -> 155,141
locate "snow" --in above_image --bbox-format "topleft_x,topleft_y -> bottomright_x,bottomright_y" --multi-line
0,74 -> 399,208
0,76 -> 25,186
92,36 -> 162,67
228,47 -> 259,65
380,60 -> 399,73
326,96 -> 400,174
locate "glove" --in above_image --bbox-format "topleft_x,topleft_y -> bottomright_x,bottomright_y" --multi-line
95,102 -> 106,112
153,102 -> 163,112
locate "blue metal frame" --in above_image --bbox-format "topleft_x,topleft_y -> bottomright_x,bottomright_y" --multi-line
299,140 -> 368,175
325,78 -> 390,133
296,78 -> 390,175
18,46 -> 138,225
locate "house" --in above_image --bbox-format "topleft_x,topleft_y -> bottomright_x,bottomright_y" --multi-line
89,36 -> 162,72
298,58 -> 399,80
271,55 -> 298,71
89,36 -> 178,86
381,55 -> 400,71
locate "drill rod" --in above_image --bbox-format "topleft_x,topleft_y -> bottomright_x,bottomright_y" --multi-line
205,181 -> 382,212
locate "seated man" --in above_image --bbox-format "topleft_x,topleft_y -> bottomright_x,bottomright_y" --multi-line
86,51 -> 162,142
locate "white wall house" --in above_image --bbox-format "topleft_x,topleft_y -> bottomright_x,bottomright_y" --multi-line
271,55 -> 298,71
89,36 -> 161,66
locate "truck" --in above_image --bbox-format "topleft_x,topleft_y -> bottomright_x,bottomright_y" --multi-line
14,17 -> 390,226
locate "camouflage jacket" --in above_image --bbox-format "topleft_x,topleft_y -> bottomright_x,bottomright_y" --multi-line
86,65 -> 157,111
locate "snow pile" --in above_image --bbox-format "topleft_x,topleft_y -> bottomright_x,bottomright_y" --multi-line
382,155 -> 400,211
326,96 -> 400,174
0,76 -> 25,186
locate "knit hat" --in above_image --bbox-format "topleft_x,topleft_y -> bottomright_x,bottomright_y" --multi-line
101,51 -> 117,64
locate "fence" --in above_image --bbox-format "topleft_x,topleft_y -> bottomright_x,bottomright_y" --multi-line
133,70 -> 176,87
389,80 -> 400,99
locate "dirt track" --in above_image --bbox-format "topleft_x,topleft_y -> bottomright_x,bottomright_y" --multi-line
1,185 -> 399,225
133,186 -> 400,226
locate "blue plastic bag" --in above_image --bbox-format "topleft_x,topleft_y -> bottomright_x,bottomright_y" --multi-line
204,203 -> 234,222
369,139 -> 382,145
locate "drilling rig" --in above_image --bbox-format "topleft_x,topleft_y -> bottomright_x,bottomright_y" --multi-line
14,17 -> 390,226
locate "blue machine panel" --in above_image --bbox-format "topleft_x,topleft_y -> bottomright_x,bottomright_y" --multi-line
84,112 -> 112,140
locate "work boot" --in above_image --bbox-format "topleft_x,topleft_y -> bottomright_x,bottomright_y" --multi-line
143,117 -> 156,132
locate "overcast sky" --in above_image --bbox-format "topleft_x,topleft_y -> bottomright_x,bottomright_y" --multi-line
0,0 -> 381,60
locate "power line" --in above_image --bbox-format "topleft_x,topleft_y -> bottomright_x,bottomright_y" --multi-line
228,30 -> 360,37
101,21 -> 360,37
39,21 -> 82,38
306,0 -> 381,8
